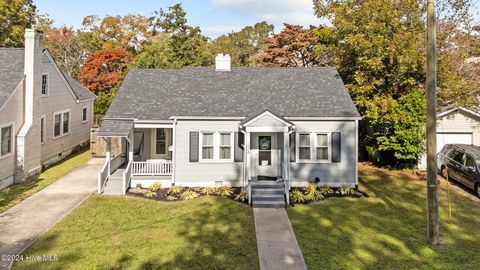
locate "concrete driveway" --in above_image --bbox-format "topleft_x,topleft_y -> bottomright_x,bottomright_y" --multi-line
0,158 -> 103,269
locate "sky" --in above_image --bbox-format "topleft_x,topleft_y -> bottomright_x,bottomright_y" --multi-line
33,0 -> 323,38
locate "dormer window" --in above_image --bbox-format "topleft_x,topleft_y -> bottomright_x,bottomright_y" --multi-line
41,74 -> 48,96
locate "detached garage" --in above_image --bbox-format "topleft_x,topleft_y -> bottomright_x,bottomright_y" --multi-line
418,107 -> 480,169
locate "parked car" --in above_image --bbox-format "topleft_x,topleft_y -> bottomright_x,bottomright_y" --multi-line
437,144 -> 480,197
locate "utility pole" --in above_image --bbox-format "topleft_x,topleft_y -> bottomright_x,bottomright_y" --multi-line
426,0 -> 440,245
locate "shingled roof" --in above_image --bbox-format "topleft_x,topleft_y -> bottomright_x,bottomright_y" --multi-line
0,48 -> 25,108
0,48 -> 94,109
105,67 -> 361,120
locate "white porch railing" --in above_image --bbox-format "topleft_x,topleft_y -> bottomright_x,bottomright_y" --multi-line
98,159 -> 109,194
123,160 -> 132,195
132,161 -> 173,176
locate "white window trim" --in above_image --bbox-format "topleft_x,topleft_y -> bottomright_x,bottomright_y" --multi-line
41,73 -> 49,96
53,109 -> 71,139
40,115 -> 46,144
296,132 -> 332,163
0,122 -> 15,159
82,106 -> 88,123
199,131 -> 234,163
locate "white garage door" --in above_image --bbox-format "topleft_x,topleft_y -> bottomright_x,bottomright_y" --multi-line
436,133 -> 473,153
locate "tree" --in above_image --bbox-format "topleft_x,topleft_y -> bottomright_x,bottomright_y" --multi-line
79,49 -> 131,93
314,0 -> 426,167
81,14 -> 153,53
44,27 -> 87,78
0,0 -> 37,46
258,24 -> 321,67
151,3 -> 212,66
132,33 -> 180,69
210,22 -> 274,67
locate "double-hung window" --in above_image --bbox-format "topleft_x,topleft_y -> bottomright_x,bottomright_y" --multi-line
0,123 -> 13,157
156,128 -> 167,154
82,106 -> 88,123
41,74 -> 48,96
297,132 -> 331,163
53,110 -> 70,138
298,133 -> 311,160
200,132 -> 233,162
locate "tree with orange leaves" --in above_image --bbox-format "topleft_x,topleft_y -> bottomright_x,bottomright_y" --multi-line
79,49 -> 131,93
258,24 -> 321,67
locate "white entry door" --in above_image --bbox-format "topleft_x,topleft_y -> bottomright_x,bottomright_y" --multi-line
251,133 -> 278,177
436,133 -> 473,153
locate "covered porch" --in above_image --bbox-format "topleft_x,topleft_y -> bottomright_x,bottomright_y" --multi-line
97,119 -> 175,195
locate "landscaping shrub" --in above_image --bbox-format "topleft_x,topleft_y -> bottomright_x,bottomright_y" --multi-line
180,189 -> 199,201
319,185 -> 333,196
304,183 -> 324,201
217,186 -> 233,197
168,185 -> 183,195
290,189 -> 306,203
149,182 -> 162,192
145,191 -> 156,198
234,192 -> 248,202
201,187 -> 217,196
166,195 -> 177,201
340,183 -> 355,195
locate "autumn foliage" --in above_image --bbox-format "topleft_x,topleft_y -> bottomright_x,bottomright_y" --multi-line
79,49 -> 131,93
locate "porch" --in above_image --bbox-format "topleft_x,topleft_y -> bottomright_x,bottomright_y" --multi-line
97,119 -> 175,195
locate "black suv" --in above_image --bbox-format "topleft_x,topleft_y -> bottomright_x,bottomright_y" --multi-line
437,144 -> 480,197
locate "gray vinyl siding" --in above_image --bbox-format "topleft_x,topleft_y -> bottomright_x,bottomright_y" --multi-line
289,120 -> 356,186
0,81 -> 24,182
39,61 -> 93,164
174,120 -> 244,185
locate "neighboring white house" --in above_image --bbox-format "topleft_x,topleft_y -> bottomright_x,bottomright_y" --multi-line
97,54 -> 361,207
418,107 -> 480,169
0,29 -> 96,189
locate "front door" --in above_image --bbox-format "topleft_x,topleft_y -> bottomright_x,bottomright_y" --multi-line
252,133 -> 277,178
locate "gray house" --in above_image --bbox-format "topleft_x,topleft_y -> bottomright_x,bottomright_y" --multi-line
98,54 -> 361,207
0,29 -> 95,189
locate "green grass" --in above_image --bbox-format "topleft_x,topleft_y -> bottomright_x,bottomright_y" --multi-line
288,163 -> 480,270
14,196 -> 259,270
0,150 -> 91,213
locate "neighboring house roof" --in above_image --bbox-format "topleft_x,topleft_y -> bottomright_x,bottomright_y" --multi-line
61,71 -> 96,101
105,67 -> 361,120
437,107 -> 480,119
0,48 -> 95,109
0,48 -> 25,109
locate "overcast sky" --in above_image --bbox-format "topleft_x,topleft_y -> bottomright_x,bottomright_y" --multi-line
35,0 -> 479,39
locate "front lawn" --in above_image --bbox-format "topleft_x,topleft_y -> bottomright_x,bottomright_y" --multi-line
0,150 -> 91,213
14,196 -> 259,270
288,163 -> 480,270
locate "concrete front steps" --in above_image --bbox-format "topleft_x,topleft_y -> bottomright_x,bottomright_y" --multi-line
251,180 -> 286,208
103,169 -> 125,196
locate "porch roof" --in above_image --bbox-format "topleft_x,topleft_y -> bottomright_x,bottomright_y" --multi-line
97,119 -> 133,137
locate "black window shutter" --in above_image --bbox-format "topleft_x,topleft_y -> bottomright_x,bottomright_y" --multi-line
289,132 -> 296,162
331,132 -> 341,163
189,132 -> 199,162
234,132 -> 244,162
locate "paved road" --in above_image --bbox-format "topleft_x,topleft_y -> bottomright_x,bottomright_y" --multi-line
0,158 -> 103,270
253,208 -> 307,270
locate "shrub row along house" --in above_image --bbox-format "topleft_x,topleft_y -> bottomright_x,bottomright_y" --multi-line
98,54 -> 361,207
0,29 -> 96,189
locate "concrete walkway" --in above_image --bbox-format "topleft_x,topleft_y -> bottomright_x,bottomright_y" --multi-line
253,208 -> 307,270
0,158 -> 103,270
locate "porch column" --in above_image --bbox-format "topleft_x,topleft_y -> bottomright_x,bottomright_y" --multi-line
245,131 -> 250,184
128,131 -> 134,163
283,132 -> 289,181
106,137 -> 111,177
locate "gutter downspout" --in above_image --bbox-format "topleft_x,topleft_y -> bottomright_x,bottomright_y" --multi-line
172,118 -> 178,185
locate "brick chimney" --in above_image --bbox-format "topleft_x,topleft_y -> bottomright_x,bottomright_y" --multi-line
15,29 -> 43,182
215,54 -> 231,71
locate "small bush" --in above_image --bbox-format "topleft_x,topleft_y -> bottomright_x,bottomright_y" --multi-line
304,183 -> 324,201
319,185 -> 334,195
145,191 -> 157,198
149,182 -> 162,192
234,192 -> 248,202
180,189 -> 199,201
290,189 -> 306,203
217,186 -> 233,197
341,183 -> 355,195
168,185 -> 183,195
166,195 -> 177,201
202,187 -> 217,196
